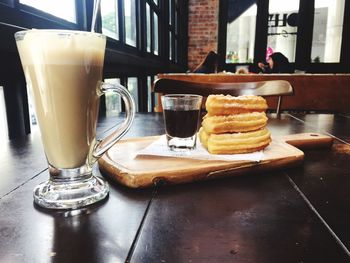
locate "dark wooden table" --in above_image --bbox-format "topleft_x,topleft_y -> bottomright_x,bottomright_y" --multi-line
1,112 -> 350,262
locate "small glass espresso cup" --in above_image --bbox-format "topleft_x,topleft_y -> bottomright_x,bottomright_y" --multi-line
15,29 -> 135,210
161,94 -> 203,151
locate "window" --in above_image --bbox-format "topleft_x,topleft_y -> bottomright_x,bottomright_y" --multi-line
311,0 -> 345,63
226,2 -> 257,63
99,1 -> 186,112
104,78 -> 122,117
100,0 -> 169,57
168,0 -> 180,61
101,0 -> 119,40
27,92 -> 38,131
169,0 -> 173,26
146,0 -> 160,56
169,31 -> 173,60
0,86 -> 8,140
146,3 -> 151,52
125,0 -> 137,47
153,11 -> 159,55
267,0 -> 299,63
147,76 -> 152,112
127,78 -> 139,112
153,75 -> 158,110
168,0 -> 174,60
19,0 -> 76,23
101,0 -> 139,46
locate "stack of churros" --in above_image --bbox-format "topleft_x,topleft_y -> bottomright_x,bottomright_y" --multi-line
199,94 -> 271,154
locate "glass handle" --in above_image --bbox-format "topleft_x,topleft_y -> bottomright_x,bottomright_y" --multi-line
93,82 -> 135,158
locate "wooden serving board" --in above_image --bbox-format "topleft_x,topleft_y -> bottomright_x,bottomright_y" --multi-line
99,133 -> 333,188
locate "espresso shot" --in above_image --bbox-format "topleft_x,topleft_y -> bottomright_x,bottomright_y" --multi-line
161,94 -> 203,151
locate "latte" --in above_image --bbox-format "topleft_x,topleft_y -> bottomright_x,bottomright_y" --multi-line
16,30 -> 105,168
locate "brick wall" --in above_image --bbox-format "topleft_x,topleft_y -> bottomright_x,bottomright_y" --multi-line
188,0 -> 219,71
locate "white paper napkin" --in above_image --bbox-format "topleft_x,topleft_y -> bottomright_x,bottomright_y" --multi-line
136,135 -> 264,162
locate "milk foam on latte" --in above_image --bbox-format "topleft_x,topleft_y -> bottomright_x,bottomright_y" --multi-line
16,30 -> 106,168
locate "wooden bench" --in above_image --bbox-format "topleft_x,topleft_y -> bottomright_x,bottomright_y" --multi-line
153,78 -> 293,115
154,73 -> 350,113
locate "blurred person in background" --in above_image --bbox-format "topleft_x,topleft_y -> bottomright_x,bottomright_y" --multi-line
258,52 -> 293,73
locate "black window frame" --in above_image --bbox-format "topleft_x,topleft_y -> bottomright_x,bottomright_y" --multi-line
1,0 -> 189,76
98,0 -> 188,74
0,0 -> 189,138
0,0 -> 85,30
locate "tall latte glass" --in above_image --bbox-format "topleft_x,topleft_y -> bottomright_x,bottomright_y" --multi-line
15,30 -> 135,210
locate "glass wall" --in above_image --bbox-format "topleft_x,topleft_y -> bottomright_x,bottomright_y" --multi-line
100,0 -> 180,59
221,0 -> 350,73
226,2 -> 257,63
267,0 -> 299,63
311,0 -> 345,63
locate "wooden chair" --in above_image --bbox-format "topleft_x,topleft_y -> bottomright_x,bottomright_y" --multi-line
153,78 -> 294,115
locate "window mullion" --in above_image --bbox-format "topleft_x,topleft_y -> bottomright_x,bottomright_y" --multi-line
139,0 -> 146,53
295,0 -> 314,70
253,0 -> 268,65
119,0 -> 125,43
340,0 -> 350,64
75,0 -> 87,30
